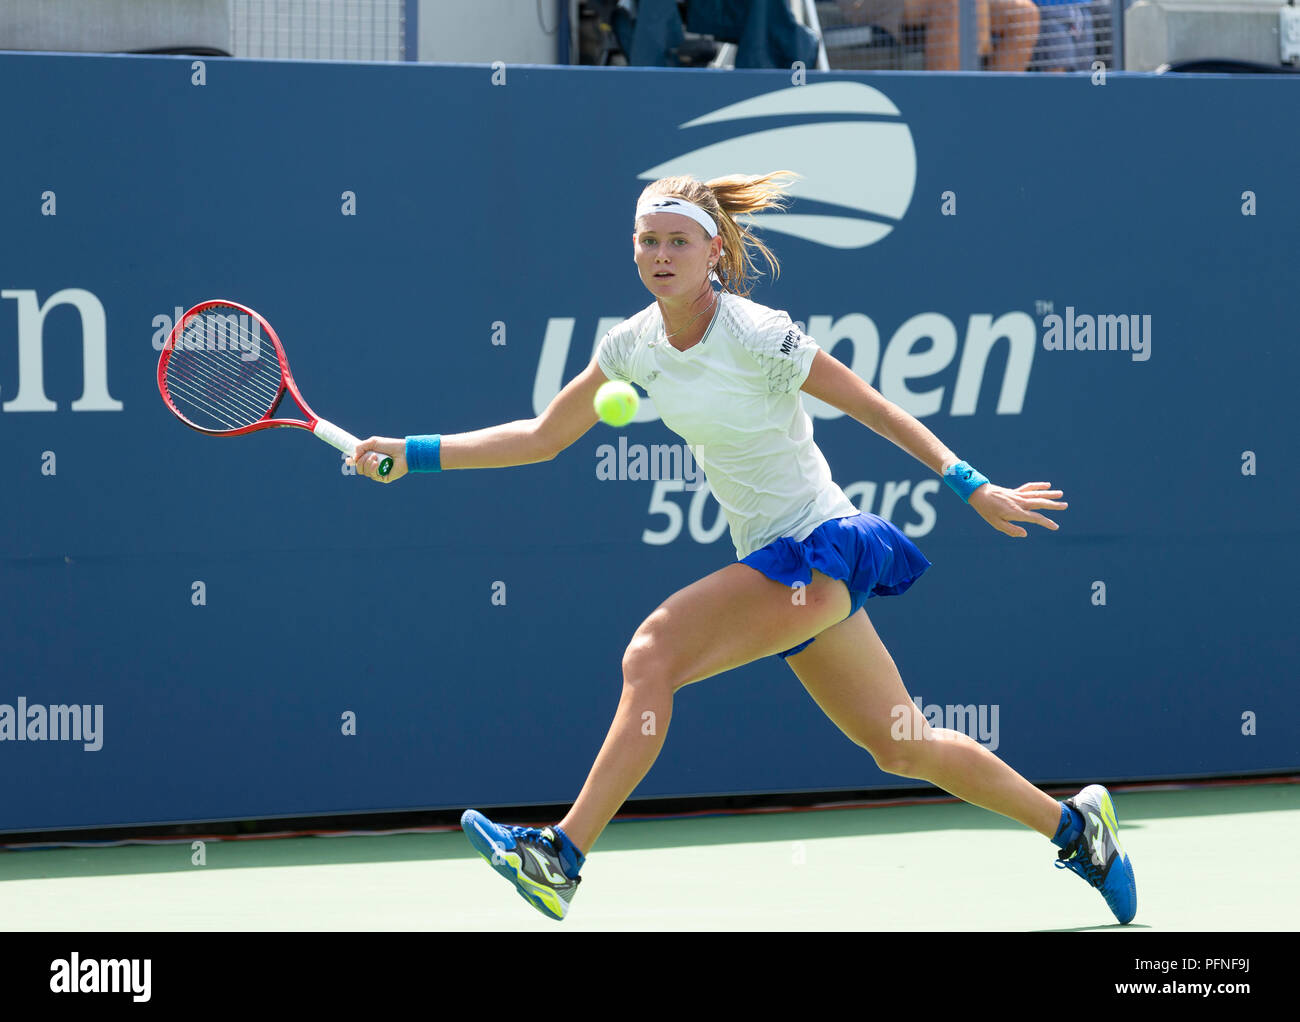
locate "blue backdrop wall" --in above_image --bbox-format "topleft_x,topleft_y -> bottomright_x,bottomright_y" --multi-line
1,52 -> 1295,832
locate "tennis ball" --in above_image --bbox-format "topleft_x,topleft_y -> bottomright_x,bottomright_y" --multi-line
595,380 -> 639,427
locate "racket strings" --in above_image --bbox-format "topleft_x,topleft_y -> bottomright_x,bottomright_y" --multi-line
171,353 -> 280,424
166,375 -> 267,431
168,353 -> 277,430
164,307 -> 285,431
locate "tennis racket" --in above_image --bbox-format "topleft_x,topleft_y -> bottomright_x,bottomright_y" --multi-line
157,300 -> 392,477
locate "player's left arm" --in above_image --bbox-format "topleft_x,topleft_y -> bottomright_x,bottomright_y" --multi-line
799,348 -> 1066,537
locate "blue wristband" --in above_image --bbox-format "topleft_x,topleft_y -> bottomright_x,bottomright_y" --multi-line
405,434 -> 442,472
944,459 -> 988,502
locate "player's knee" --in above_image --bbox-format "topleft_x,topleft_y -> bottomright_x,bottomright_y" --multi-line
621,621 -> 680,693
868,734 -> 930,778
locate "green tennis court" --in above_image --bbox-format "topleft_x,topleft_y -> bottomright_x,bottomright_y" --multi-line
3,781 -> 1293,931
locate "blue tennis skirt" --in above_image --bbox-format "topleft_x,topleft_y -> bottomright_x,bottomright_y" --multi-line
739,512 -> 931,660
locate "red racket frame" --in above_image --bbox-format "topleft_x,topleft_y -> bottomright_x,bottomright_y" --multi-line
157,299 -> 313,435
157,299 -> 391,476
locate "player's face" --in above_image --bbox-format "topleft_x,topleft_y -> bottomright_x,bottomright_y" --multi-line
633,213 -> 718,297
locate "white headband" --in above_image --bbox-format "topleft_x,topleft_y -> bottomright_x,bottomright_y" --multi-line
635,196 -> 718,238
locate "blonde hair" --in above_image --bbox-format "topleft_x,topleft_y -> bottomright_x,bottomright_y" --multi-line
635,171 -> 800,299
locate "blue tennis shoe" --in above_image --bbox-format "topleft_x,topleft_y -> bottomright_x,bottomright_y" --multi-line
460,810 -> 583,920
1054,784 -> 1137,924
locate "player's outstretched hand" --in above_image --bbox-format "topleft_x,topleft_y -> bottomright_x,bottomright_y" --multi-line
968,481 -> 1066,538
347,436 -> 408,483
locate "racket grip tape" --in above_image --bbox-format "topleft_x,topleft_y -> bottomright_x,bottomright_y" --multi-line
314,418 -> 393,477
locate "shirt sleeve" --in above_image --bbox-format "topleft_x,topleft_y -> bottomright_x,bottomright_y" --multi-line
741,309 -> 821,394
595,327 -> 631,383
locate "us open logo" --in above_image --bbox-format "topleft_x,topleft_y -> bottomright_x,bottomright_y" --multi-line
639,81 -> 917,249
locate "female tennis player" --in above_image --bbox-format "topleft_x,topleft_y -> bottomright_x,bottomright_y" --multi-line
349,171 -> 1137,926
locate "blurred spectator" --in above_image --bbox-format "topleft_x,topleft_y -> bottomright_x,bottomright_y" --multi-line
688,0 -> 821,68
834,0 -> 1041,71
1029,0 -> 1097,72
988,0 -> 1040,70
599,0 -> 819,68
610,0 -> 685,65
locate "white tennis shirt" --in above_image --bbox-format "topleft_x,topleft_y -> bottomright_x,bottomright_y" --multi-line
596,290 -> 859,560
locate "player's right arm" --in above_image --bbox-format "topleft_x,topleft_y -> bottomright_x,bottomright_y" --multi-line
349,357 -> 607,480
530,356 -> 607,461
432,357 -> 605,466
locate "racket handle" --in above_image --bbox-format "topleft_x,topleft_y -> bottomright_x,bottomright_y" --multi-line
314,418 -> 393,477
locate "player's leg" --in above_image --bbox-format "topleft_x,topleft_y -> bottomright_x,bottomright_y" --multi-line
785,606 -> 1061,835
785,606 -> 1137,922
556,564 -> 852,855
